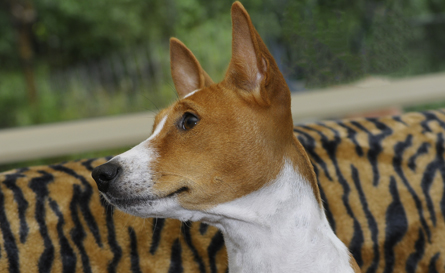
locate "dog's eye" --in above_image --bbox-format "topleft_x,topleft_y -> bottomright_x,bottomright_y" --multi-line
179,113 -> 199,131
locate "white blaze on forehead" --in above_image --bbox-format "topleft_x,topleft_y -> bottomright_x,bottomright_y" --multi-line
183,89 -> 200,99
148,115 -> 168,141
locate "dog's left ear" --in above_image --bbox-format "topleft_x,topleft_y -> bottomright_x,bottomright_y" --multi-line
170,38 -> 214,98
224,1 -> 273,106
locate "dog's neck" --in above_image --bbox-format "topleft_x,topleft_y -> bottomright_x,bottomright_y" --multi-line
203,161 -> 354,273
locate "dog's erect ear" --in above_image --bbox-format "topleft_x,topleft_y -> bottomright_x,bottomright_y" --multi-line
170,38 -> 214,98
225,1 -> 272,106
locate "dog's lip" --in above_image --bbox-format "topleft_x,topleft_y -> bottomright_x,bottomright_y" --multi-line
104,187 -> 189,207
165,186 -> 189,197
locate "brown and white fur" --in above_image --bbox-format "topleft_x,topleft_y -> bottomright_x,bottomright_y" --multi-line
92,2 -> 361,272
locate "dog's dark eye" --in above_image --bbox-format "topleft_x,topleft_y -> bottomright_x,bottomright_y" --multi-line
179,113 -> 199,131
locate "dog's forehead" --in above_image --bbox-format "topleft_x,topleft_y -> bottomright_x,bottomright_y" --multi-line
175,85 -> 224,111
185,83 -> 240,106
152,83 -> 238,132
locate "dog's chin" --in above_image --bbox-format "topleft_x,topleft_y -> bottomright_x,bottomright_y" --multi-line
105,194 -> 155,207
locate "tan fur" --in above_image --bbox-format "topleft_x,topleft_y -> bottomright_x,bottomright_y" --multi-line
350,253 -> 362,272
150,83 -> 289,210
294,111 -> 445,272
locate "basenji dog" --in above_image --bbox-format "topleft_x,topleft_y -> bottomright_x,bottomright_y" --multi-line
92,2 -> 361,272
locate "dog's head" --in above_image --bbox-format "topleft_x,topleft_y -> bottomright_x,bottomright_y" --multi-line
92,2 -> 317,219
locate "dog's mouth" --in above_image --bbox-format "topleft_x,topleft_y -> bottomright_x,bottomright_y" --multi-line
105,195 -> 154,207
165,186 -> 189,197
103,186 -> 189,208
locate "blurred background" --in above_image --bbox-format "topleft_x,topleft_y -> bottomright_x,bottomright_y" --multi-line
1,0 -> 445,170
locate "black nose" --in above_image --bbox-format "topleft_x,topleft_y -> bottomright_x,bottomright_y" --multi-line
92,162 -> 120,193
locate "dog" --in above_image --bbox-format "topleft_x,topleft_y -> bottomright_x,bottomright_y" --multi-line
92,2 -> 361,272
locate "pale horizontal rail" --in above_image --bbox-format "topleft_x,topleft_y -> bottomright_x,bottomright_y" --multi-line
0,112 -> 156,164
291,72 -> 445,122
1,72 -> 445,164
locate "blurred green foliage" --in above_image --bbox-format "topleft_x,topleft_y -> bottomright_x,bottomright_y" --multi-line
1,0 -> 444,73
283,0 -> 445,87
1,0 -> 283,69
33,0 -> 195,67
0,0 -> 286,129
0,0 -> 444,124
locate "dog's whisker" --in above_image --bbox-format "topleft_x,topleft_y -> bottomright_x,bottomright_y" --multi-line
141,91 -> 160,112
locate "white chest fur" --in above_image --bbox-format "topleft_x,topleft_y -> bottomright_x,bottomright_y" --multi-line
205,162 -> 354,273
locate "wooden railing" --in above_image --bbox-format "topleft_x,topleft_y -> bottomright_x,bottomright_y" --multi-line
1,72 -> 445,164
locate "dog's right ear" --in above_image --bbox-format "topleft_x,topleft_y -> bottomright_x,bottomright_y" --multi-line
170,38 -> 214,98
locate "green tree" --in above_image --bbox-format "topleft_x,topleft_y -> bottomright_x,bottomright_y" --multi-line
282,0 -> 445,87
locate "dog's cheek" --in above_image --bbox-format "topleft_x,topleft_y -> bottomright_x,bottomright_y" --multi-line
171,175 -> 222,210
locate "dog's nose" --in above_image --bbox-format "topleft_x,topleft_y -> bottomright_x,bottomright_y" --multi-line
92,162 -> 120,193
